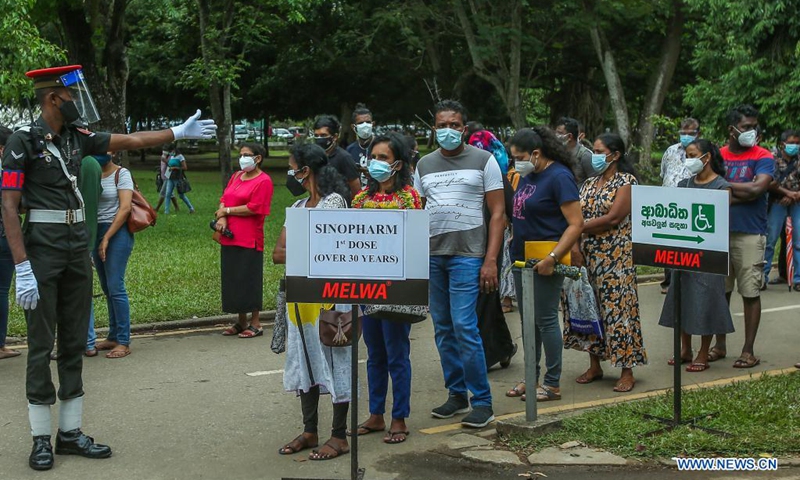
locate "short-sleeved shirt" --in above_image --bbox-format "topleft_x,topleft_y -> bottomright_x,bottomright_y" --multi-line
413,144 -> 504,257
722,145 -> 775,235
327,147 -> 359,183
1,117 -> 111,249
346,140 -> 371,186
769,148 -> 800,202
678,175 -> 730,191
510,162 -> 580,261
660,143 -> 692,188
79,156 -> 103,247
573,143 -> 595,184
219,171 -> 274,251
98,167 -> 134,223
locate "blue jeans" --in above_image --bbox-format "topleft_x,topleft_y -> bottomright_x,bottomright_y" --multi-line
0,236 -> 14,347
163,178 -> 194,213
86,301 -> 96,351
764,202 -> 800,283
429,255 -> 492,407
92,223 -> 134,346
512,268 -> 564,388
361,314 -> 412,419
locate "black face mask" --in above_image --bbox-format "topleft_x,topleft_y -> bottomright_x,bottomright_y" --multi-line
286,175 -> 308,197
57,97 -> 81,124
314,136 -> 334,152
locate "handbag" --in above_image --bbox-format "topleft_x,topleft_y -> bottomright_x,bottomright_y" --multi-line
363,304 -> 428,324
563,267 -> 604,338
319,308 -> 360,347
155,172 -> 164,192
177,174 -> 192,194
115,168 -> 158,233
271,279 -> 287,354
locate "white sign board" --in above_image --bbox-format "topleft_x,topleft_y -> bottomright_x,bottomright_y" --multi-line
632,185 -> 729,275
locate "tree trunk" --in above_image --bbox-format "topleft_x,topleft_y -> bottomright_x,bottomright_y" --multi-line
588,22 -> 631,146
630,0 -> 684,165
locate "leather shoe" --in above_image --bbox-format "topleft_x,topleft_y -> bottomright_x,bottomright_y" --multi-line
29,435 -> 54,470
55,429 -> 112,459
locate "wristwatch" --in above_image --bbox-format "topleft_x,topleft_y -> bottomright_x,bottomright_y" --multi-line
548,252 -> 558,263
226,207 -> 230,215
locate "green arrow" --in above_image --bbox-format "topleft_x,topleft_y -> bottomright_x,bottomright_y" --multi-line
652,233 -> 705,244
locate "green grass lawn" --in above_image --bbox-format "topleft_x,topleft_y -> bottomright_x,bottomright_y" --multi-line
504,372 -> 800,459
7,167 -> 294,337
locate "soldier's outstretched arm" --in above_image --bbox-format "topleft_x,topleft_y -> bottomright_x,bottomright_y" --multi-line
1,190 -> 26,263
108,109 -> 217,152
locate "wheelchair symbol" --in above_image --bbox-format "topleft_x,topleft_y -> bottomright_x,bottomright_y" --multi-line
694,205 -> 712,232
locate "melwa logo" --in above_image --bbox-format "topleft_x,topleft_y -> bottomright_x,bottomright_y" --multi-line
322,281 -> 390,300
655,249 -> 701,268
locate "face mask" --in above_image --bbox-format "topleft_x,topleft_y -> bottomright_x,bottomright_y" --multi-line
784,144 -> 799,156
679,134 -> 696,148
239,155 -> 256,172
515,159 -> 534,177
368,160 -> 397,182
556,133 -> 569,145
685,153 -> 707,175
355,122 -> 373,140
591,153 -> 611,174
734,127 -> 757,148
94,154 -> 112,166
435,128 -> 463,151
286,168 -> 308,196
314,136 -> 334,151
57,97 -> 81,124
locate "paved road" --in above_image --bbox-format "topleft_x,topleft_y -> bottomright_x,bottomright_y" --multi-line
0,281 -> 798,479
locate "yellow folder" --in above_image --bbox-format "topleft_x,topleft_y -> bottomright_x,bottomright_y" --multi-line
525,241 -> 571,265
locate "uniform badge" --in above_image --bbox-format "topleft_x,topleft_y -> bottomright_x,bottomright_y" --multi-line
76,128 -> 96,137
10,150 -> 24,160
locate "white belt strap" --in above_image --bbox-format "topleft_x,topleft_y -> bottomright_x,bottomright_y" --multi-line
27,209 -> 85,224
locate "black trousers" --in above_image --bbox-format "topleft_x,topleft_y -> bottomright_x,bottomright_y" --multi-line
300,386 -> 349,439
26,245 -> 92,405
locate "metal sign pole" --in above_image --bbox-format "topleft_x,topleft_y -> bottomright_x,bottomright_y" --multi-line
521,267 -> 537,422
351,304 -> 364,480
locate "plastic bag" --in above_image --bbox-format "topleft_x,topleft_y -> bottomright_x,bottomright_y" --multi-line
270,279 -> 287,354
563,267 -> 603,338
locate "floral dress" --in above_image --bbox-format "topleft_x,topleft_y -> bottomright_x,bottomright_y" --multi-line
563,172 -> 648,368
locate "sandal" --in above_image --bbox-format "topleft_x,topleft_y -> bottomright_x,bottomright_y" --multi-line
534,385 -> 561,402
222,324 -> 245,336
685,362 -> 709,372
575,370 -> 604,384
106,346 -> 130,359
707,347 -> 726,362
613,378 -> 635,393
96,340 -> 118,351
309,439 -> 349,461
278,434 -> 318,455
238,326 -> 263,338
384,431 -> 409,444
347,423 -> 385,437
667,356 -> 692,366
0,349 -> 21,360
505,380 -> 525,397
499,343 -> 518,369
733,353 -> 760,369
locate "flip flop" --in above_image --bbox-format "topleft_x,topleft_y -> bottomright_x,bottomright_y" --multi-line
707,347 -> 726,363
222,324 -> 245,336
733,354 -> 760,369
384,431 -> 409,444
278,434 -> 318,455
505,380 -> 525,397
686,362 -> 709,372
0,349 -> 21,360
96,340 -> 119,351
106,346 -> 130,359
238,326 -> 263,338
667,356 -> 692,366
575,371 -> 604,384
309,440 -> 349,461
613,378 -> 635,393
523,385 -> 561,402
347,424 -> 385,437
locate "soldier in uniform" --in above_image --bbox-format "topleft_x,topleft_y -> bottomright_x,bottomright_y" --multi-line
1,65 -> 216,471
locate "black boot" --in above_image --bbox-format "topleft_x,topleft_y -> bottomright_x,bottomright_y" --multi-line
29,435 -> 53,470
55,429 -> 112,459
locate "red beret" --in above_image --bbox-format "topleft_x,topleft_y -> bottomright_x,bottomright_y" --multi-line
25,65 -> 83,89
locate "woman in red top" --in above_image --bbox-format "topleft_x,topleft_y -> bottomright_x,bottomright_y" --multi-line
216,143 -> 274,338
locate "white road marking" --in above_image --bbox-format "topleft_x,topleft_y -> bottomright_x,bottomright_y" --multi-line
246,359 -> 366,377
734,304 -> 800,316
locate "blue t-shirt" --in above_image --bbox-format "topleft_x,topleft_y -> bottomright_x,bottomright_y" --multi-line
510,162 -> 579,261
721,145 -> 775,235
346,141 -> 368,168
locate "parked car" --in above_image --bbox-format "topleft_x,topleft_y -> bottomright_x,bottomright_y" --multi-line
234,125 -> 251,143
273,128 -> 294,145
288,126 -> 306,139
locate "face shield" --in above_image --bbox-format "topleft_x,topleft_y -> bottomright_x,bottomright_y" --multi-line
59,69 -> 100,124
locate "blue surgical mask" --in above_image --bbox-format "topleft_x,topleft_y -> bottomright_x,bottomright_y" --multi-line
591,153 -> 610,174
679,134 -> 696,148
436,128 -> 463,151
784,144 -> 799,156
94,154 -> 112,166
368,160 -> 397,182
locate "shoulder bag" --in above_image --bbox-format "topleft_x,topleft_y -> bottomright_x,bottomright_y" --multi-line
319,307 -> 360,347
115,168 -> 158,233
362,304 -> 428,324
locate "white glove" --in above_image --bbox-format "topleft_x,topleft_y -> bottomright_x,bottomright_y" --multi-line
15,260 -> 39,311
171,109 -> 218,140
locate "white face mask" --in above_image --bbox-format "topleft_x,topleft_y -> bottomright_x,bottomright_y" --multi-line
734,127 -> 757,148
239,155 -> 257,172
685,153 -> 707,175
355,122 -> 373,140
515,154 -> 536,177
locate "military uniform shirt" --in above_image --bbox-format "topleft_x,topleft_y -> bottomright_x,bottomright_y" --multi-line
1,116 -> 110,250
